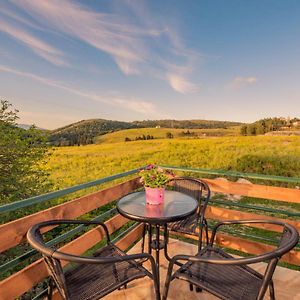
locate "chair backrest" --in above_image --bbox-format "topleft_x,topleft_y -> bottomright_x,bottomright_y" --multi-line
257,222 -> 299,299
166,177 -> 211,214
27,222 -> 72,299
27,220 -> 111,300
166,177 -> 211,250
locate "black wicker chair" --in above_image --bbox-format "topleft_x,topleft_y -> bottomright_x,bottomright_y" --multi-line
27,220 -> 161,300
141,177 -> 211,253
166,177 -> 211,249
163,220 -> 299,300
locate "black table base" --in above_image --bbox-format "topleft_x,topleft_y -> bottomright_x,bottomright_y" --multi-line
144,224 -> 173,284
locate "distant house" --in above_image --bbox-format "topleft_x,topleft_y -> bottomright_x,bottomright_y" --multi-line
279,117 -> 288,121
293,121 -> 300,127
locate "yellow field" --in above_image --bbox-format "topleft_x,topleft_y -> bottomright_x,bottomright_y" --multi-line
95,127 -> 240,144
47,136 -> 300,189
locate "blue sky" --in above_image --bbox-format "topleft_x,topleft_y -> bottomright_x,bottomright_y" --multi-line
0,0 -> 299,129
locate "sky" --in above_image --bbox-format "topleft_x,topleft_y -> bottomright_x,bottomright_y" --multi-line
0,0 -> 299,129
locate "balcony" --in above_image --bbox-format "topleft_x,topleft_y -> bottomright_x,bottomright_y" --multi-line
0,166 -> 299,300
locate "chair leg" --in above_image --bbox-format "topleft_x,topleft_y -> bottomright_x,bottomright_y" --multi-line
204,220 -> 209,246
47,278 -> 54,300
148,256 -> 161,300
189,283 -> 202,292
269,280 -> 275,300
141,224 -> 147,253
162,262 -> 174,300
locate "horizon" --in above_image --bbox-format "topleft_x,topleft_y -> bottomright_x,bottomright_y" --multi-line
17,115 -> 297,132
1,0 -> 300,129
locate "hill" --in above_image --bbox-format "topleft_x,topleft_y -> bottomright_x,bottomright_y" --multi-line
49,118 -> 243,146
49,119 -> 136,146
96,127 -> 240,144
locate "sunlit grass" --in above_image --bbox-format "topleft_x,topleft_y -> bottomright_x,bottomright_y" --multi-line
47,135 -> 300,189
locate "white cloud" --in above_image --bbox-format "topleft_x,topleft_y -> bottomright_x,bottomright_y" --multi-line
12,0 -> 150,73
0,19 -> 67,66
231,76 -> 258,89
12,0 -> 198,93
167,74 -> 198,94
0,64 -> 158,115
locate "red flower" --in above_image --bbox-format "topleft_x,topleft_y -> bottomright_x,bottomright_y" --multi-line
146,164 -> 154,170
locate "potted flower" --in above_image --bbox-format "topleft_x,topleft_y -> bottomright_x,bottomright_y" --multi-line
139,164 -> 174,205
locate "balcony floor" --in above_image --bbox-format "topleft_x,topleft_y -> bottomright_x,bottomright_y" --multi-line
104,237 -> 300,300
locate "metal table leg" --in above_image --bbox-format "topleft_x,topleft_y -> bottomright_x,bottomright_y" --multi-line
148,224 -> 165,285
163,224 -> 172,262
148,224 -> 152,254
155,224 -> 160,283
148,224 -> 173,288
163,224 -> 183,267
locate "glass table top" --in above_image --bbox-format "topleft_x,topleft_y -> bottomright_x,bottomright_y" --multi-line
117,190 -> 198,224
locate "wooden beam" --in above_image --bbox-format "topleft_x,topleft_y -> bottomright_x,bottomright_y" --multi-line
205,206 -> 300,233
0,214 -> 130,300
173,231 -> 300,265
115,224 -> 144,250
202,178 -> 300,204
0,178 -> 140,253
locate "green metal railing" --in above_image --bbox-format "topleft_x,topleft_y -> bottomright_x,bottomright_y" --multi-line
0,166 -> 144,213
1,164 -> 299,215
161,165 -> 300,184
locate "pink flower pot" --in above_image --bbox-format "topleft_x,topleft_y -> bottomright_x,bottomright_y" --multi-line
145,204 -> 163,218
145,187 -> 165,205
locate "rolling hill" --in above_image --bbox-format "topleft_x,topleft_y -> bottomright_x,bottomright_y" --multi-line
49,118 -> 243,146
49,119 -> 136,146
95,127 -> 240,144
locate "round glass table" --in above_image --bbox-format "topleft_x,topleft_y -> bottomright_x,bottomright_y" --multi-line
117,190 -> 198,224
117,190 -> 198,285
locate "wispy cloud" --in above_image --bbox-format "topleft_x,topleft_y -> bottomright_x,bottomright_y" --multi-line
0,64 -> 158,115
230,76 -> 258,89
0,18 -> 67,66
12,0 -> 198,93
167,74 -> 198,94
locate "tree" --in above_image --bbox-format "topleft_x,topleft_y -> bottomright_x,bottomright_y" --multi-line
240,125 -> 247,135
166,132 -> 173,139
0,100 -> 51,204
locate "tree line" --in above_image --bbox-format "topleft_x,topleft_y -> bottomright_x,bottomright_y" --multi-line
240,117 -> 300,135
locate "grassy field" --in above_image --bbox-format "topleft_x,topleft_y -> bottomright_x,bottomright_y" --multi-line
48,135 -> 300,189
95,126 -> 240,144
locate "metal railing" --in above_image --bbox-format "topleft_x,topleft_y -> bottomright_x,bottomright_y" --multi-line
161,165 -> 300,184
0,167 -> 145,213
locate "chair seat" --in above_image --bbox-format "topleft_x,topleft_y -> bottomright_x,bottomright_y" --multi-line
168,212 -> 199,235
174,247 -> 263,300
64,243 -> 150,300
